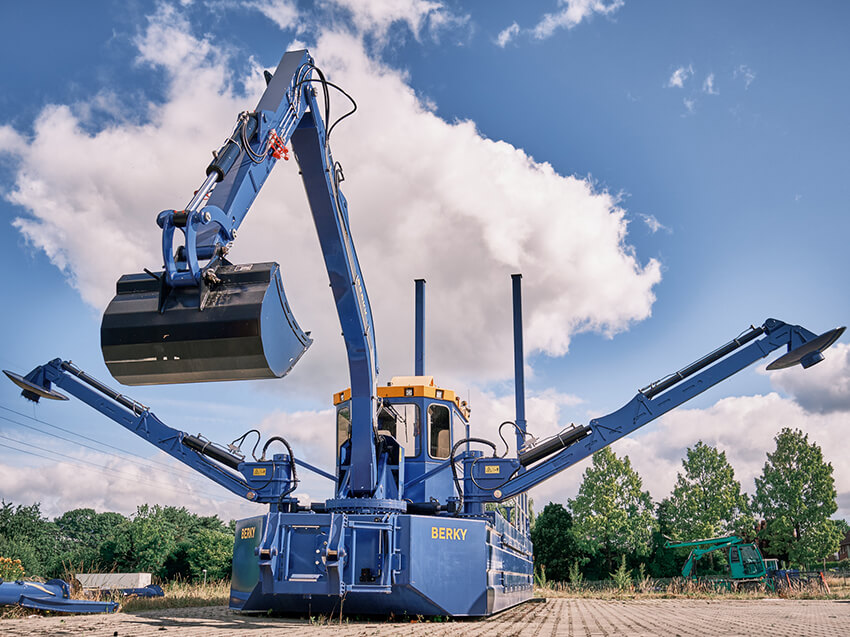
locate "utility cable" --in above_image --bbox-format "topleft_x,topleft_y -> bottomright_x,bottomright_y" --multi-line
0,439 -> 234,504
0,403 -> 223,484
0,412 -> 217,492
0,429 -> 229,500
0,433 -> 236,502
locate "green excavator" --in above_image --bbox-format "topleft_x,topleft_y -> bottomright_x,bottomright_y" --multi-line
665,535 -> 829,592
665,535 -> 767,580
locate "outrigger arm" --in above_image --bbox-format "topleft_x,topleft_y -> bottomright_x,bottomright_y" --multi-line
457,318 -> 844,507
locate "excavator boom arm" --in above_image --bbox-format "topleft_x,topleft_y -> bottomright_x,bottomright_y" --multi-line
492,319 -> 844,500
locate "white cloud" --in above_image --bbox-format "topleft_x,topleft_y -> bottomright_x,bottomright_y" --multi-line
683,97 -> 696,114
0,401 -> 342,520
533,0 -> 625,39
734,64 -> 756,89
528,390 -> 850,520
318,0 -> 467,44
496,22 -> 520,48
0,125 -> 27,156
766,342 -> 850,414
632,393 -> 850,517
2,10 -> 661,400
667,64 -> 693,89
0,448 -> 259,521
244,0 -> 300,31
639,213 -> 669,234
255,408 -> 337,467
702,72 -> 718,95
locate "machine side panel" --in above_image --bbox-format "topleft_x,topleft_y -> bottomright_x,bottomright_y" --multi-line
486,513 -> 534,613
407,516 -> 488,615
230,516 -> 265,609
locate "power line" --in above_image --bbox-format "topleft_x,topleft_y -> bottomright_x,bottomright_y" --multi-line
0,431 -> 237,503
0,403 -> 230,485
0,438 -> 231,506
0,433 -> 234,503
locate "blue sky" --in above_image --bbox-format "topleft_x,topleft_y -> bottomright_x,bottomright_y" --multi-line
0,0 -> 848,521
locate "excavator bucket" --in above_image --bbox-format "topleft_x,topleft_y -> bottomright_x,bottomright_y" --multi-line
101,262 -> 311,385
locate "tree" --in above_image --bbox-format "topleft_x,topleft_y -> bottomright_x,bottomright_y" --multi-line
0,500 -> 235,582
569,447 -> 656,572
666,441 -> 752,541
101,504 -> 233,580
185,528 -> 233,581
530,503 -> 579,582
106,504 -> 180,576
0,501 -> 61,577
646,499 -> 682,578
754,428 -> 842,566
54,508 -> 127,571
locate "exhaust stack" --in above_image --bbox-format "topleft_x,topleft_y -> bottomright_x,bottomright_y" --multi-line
415,279 -> 426,376
512,274 -> 527,451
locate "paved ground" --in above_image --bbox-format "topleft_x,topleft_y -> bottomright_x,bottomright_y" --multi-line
2,598 -> 850,636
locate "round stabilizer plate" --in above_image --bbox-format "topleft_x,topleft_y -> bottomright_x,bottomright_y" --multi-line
766,326 -> 846,371
2,370 -> 69,401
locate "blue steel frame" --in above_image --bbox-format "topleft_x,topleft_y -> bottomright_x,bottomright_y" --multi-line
511,274 -> 527,452
464,318 -> 834,502
5,46 -> 845,618
0,579 -> 118,614
13,359 -> 335,506
415,279 -> 426,376
160,51 -> 313,285
156,49 -> 379,496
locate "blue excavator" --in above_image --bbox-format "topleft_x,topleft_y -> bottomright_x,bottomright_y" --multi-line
4,49 -> 844,617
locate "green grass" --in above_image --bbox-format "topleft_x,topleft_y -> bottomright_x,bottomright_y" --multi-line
119,579 -> 230,612
535,573 -> 850,600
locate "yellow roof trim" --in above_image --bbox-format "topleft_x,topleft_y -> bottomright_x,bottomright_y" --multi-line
333,383 -> 470,420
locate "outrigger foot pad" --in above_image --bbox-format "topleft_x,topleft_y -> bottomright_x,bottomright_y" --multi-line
2,370 -> 68,401
767,326 -> 845,370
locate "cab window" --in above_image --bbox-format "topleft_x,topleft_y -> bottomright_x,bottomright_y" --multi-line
428,404 -> 451,459
337,405 -> 351,458
740,545 -> 761,575
377,406 -> 397,437
340,402 -> 421,459
378,403 -> 420,458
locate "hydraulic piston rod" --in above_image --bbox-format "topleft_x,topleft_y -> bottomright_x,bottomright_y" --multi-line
640,324 -> 765,399
60,360 -> 148,414
517,425 -> 591,467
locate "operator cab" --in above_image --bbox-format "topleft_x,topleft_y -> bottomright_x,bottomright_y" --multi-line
334,376 -> 470,504
728,543 -> 767,578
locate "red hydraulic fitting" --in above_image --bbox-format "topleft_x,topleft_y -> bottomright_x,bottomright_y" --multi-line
268,130 -> 289,160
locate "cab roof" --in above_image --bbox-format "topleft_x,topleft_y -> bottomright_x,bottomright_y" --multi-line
333,375 -> 470,420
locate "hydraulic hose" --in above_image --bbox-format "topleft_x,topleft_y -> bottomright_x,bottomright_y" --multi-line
261,435 -> 299,500
449,437 -> 498,516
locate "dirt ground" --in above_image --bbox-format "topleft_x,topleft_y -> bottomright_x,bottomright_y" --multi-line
2,597 -> 850,636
